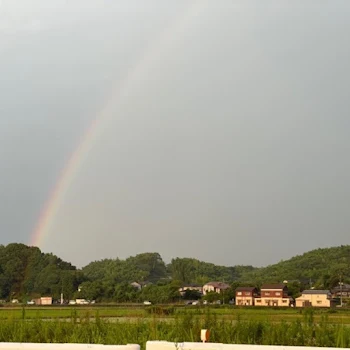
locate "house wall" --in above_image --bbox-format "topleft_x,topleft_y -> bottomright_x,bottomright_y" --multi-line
203,285 -> 229,295
261,290 -> 287,298
254,297 -> 290,307
295,299 -> 312,308
236,296 -> 254,306
40,297 -> 52,305
236,291 -> 254,297
203,285 -> 219,295
296,294 -> 331,307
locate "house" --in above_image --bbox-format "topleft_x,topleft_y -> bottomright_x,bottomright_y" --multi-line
296,290 -> 334,308
130,281 -> 151,290
235,287 -> 259,306
203,282 -> 230,295
34,297 -> 52,305
331,284 -> 350,298
254,283 -> 292,307
179,284 -> 203,296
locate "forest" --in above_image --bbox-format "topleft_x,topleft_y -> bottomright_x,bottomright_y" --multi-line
0,243 -> 349,303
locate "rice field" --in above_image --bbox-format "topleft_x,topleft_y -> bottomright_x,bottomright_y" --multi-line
0,306 -> 349,348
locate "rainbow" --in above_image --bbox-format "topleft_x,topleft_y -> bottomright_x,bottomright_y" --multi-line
29,1 -> 205,248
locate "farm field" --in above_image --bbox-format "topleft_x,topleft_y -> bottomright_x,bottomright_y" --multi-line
0,306 -> 350,348
1,305 -> 350,324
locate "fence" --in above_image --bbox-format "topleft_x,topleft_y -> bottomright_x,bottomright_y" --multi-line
0,344 -> 140,350
146,341 -> 350,350
0,341 -> 349,350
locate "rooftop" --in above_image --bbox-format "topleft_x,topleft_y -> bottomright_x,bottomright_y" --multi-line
261,283 -> 287,290
332,284 -> 350,291
205,282 -> 230,289
236,287 -> 257,292
301,290 -> 331,295
181,283 -> 202,288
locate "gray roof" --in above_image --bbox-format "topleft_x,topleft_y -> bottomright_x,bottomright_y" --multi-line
332,284 -> 350,291
205,282 -> 230,289
302,290 -> 330,295
181,283 -> 202,288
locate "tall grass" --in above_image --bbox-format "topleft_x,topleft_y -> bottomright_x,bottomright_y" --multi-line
0,309 -> 349,349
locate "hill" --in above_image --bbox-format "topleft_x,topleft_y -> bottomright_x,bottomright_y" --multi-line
0,243 -> 83,300
169,257 -> 255,284
238,245 -> 350,288
0,243 -> 349,302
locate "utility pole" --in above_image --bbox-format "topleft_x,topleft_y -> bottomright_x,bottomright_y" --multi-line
60,272 -> 64,305
222,279 -> 225,305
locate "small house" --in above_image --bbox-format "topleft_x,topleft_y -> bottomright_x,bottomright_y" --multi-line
179,284 -> 203,296
203,282 -> 230,295
296,290 -> 334,308
235,287 -> 259,306
254,283 -> 292,307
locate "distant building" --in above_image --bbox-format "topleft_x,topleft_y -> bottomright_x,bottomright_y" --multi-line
331,284 -> 350,298
254,283 -> 292,307
296,290 -> 334,308
34,297 -> 52,305
235,287 -> 259,306
179,284 -> 203,296
203,282 -> 230,295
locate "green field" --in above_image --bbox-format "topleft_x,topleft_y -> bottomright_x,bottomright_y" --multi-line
0,306 -> 350,348
1,305 -> 350,323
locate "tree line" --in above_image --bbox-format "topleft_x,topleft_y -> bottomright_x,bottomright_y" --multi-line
0,243 -> 349,303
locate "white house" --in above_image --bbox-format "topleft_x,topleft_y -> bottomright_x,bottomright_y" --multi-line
203,282 -> 230,295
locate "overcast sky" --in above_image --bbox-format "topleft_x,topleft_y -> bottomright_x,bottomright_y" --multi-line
1,0 -> 349,268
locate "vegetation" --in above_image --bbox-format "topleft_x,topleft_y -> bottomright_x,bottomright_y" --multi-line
239,245 -> 350,289
0,243 -> 349,302
0,243 -> 83,301
1,305 -> 350,324
169,257 -> 254,284
0,309 -> 349,348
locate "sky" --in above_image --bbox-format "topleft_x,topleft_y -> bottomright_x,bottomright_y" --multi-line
0,0 -> 349,268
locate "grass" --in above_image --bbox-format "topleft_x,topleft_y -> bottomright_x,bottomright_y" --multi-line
0,306 -> 350,324
1,305 -> 350,323
0,307 -> 349,348
0,307 -> 145,319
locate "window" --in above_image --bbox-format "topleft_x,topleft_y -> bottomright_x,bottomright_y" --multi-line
275,292 -> 280,296
282,300 -> 287,303
245,292 -> 250,296
317,301 -> 322,304
237,292 -> 242,296
264,292 -> 270,296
